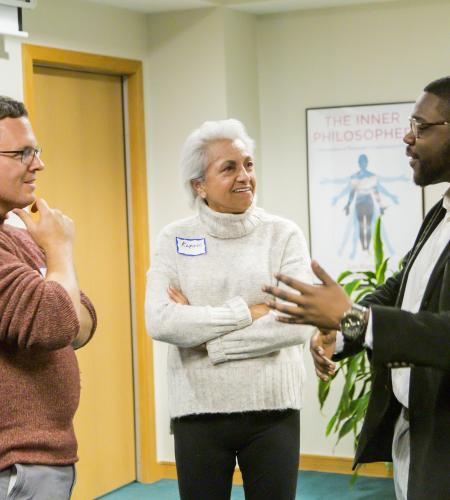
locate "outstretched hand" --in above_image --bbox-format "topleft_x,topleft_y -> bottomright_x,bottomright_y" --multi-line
262,261 -> 352,330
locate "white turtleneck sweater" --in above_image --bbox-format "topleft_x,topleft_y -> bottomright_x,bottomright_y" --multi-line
145,199 -> 315,418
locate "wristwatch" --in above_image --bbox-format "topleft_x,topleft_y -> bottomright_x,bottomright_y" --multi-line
339,304 -> 369,342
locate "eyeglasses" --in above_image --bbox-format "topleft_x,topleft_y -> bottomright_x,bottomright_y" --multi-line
409,117 -> 450,139
0,146 -> 42,166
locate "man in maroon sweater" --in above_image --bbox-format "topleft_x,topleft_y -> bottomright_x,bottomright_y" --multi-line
0,96 -> 97,499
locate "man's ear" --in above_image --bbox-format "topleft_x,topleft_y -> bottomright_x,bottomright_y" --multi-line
191,179 -> 206,199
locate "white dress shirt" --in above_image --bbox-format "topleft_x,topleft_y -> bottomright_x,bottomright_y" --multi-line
337,187 -> 450,408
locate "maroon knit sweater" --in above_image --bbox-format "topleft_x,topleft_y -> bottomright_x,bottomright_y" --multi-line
0,219 -> 97,471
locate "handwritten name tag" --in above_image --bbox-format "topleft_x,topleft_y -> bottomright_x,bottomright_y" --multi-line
176,237 -> 207,256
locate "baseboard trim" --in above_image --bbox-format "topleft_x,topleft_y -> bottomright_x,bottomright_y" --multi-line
299,454 -> 392,478
155,454 -> 392,484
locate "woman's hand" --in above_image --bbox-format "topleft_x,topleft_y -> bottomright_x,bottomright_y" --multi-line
249,303 -> 270,321
168,286 -> 190,305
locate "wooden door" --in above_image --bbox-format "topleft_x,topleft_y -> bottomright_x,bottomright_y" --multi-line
32,66 -> 136,499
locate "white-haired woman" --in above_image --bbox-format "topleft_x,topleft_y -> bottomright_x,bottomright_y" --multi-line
145,119 -> 314,500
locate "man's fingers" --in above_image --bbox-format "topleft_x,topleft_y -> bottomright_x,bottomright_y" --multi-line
310,347 -> 336,374
311,260 -> 336,286
275,315 -> 305,324
12,208 -> 34,229
34,198 -> 51,214
315,368 -> 329,381
272,274 -> 314,295
266,299 -> 304,316
263,285 -> 306,305
311,349 -> 332,368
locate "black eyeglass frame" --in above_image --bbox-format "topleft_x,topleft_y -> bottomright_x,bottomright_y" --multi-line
0,146 -> 42,165
409,117 -> 450,138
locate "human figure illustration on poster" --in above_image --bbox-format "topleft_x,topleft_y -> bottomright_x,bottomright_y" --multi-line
322,153 -> 409,259
307,102 -> 422,279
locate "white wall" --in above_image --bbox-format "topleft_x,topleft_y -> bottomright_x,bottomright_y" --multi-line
256,0 -> 450,457
0,36 -> 23,99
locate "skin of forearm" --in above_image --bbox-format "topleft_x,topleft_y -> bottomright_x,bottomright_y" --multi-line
45,245 -> 81,320
72,304 -> 94,349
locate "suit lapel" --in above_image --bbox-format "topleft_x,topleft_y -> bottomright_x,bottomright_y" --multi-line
438,260 -> 450,310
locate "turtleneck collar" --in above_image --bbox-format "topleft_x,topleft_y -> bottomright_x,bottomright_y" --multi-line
196,196 -> 263,239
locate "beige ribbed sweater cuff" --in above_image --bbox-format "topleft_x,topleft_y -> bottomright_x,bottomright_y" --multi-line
208,296 -> 251,363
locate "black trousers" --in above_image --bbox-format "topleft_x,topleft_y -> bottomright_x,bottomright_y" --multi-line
172,409 -> 300,500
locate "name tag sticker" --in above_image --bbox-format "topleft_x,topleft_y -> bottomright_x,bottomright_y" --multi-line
176,237 -> 207,256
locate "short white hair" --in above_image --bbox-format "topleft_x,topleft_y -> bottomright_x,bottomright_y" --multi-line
180,118 -> 255,206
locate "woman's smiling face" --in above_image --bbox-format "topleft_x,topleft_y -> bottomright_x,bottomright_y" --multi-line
193,139 -> 256,214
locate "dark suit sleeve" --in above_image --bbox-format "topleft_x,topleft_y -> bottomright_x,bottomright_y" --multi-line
370,306 -> 450,371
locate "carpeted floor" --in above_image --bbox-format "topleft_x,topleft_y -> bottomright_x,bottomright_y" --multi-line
98,470 -> 395,499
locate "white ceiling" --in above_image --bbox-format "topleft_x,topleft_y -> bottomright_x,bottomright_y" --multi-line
84,0 -> 401,15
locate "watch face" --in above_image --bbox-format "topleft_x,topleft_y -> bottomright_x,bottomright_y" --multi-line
340,310 -> 365,340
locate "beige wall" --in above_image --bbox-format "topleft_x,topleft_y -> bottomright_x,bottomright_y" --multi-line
1,0 -> 448,468
145,7 -> 260,234
23,0 -> 148,58
256,0 -> 450,457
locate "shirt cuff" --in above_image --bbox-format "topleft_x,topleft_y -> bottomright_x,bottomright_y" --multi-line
335,331 -> 344,354
364,309 -> 373,349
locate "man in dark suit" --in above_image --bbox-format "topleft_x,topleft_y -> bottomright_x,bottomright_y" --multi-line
263,76 -> 450,500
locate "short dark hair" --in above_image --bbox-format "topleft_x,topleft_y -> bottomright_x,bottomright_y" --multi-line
424,77 -> 450,118
0,96 -> 28,120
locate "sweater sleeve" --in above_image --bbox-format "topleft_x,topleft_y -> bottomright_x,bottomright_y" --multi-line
206,226 -> 316,364
145,231 -> 252,348
0,247 -> 80,350
79,291 -> 98,347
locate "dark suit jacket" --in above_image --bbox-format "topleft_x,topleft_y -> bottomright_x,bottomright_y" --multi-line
335,200 -> 450,500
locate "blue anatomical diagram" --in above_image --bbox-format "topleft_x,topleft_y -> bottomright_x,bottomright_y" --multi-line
322,154 -> 408,259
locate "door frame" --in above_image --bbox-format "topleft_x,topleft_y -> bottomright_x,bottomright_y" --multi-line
22,44 -> 158,482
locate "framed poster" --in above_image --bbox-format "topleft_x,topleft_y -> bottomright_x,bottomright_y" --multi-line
306,102 -> 423,279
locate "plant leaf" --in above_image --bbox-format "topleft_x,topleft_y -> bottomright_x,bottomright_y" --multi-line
353,286 -> 374,302
337,270 -> 354,283
338,416 -> 356,440
318,378 -> 331,408
376,257 -> 389,285
325,412 -> 338,436
359,271 -> 376,280
343,279 -> 361,297
373,216 -> 384,270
